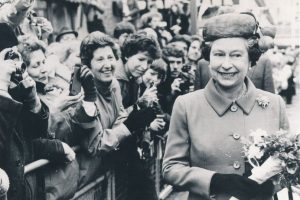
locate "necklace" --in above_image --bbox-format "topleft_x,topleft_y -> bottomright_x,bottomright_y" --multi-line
234,83 -> 247,102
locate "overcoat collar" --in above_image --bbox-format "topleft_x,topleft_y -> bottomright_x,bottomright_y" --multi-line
114,62 -> 130,82
204,77 -> 257,116
114,62 -> 143,84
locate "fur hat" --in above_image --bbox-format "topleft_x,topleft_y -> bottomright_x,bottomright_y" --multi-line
202,13 -> 258,42
0,23 -> 18,52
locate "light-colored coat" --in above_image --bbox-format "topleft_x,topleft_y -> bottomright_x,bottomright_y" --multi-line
162,77 -> 289,200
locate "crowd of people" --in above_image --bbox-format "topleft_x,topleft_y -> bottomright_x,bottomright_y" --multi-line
0,0 -> 300,200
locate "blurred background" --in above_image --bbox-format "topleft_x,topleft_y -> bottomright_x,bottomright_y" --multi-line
31,0 -> 300,48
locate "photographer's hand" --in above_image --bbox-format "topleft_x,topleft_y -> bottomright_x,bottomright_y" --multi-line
150,118 -> 166,132
10,73 -> 42,113
138,85 -> 158,108
171,78 -> 183,95
0,49 -> 18,98
52,93 -> 83,113
29,17 -> 53,41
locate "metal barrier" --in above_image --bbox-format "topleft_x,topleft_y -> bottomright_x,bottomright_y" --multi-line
23,137 -> 171,200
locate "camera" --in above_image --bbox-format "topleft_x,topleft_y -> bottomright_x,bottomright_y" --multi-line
69,64 -> 82,96
178,64 -> 193,94
4,49 -> 26,84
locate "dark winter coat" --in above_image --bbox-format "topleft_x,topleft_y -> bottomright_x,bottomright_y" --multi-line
0,95 -> 49,200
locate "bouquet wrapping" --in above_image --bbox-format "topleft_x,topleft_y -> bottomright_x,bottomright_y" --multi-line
230,129 -> 300,200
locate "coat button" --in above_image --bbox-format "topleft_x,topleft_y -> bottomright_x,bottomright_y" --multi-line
233,161 -> 241,169
230,104 -> 238,112
233,133 -> 240,140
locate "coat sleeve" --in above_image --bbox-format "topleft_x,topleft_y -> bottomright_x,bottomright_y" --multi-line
263,60 -> 275,94
278,95 -> 289,131
162,96 -> 215,199
194,63 -> 202,91
22,101 -> 49,139
72,104 -> 131,156
0,96 -> 22,166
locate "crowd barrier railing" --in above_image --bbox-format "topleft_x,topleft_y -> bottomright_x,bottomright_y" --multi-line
24,135 -> 173,200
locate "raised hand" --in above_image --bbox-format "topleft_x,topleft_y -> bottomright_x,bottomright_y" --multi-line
171,78 -> 183,95
0,48 -> 18,95
78,65 -> 97,102
150,117 -> 166,132
138,84 -> 158,108
52,93 -> 83,113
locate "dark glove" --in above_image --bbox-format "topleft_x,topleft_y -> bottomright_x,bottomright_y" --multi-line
210,173 -> 274,199
78,65 -> 97,102
124,106 -> 157,133
9,78 -> 40,111
33,139 -> 67,163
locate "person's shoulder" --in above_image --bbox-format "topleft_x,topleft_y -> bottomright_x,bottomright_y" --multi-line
176,89 -> 205,103
255,89 -> 283,103
197,59 -> 209,68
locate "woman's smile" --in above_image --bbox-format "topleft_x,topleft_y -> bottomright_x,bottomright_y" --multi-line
217,71 -> 238,79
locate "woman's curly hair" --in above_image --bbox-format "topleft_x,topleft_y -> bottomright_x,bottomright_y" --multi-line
17,35 -> 46,66
121,33 -> 161,63
162,44 -> 185,64
80,31 -> 120,67
201,36 -> 262,66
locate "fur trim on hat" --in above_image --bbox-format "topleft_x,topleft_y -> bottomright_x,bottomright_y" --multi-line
203,13 -> 258,41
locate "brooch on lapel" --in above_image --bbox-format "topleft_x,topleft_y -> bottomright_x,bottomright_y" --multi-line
256,95 -> 270,109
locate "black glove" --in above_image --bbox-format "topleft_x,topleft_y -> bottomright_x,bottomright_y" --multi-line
78,65 -> 97,102
9,78 -> 40,111
210,173 -> 274,199
124,106 -> 157,133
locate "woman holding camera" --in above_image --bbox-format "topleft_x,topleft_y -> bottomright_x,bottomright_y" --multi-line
50,31 -> 157,189
162,13 -> 291,200
0,23 -> 60,200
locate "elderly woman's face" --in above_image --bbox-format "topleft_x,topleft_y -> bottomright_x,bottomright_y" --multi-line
90,46 -> 116,82
27,50 -> 48,84
209,37 -> 250,90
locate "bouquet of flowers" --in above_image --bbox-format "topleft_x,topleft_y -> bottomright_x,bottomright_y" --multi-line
243,129 -> 300,200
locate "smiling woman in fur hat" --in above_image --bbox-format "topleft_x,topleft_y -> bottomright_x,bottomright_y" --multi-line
162,13 -> 295,200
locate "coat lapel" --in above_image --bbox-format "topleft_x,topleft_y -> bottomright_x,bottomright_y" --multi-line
204,77 -> 257,116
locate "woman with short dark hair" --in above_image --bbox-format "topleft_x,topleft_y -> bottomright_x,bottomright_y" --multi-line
55,31 -> 157,189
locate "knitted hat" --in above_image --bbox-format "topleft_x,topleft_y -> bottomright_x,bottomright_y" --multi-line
0,23 -> 18,52
202,13 -> 258,42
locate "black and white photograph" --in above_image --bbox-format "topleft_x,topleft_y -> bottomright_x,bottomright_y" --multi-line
0,0 -> 300,199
